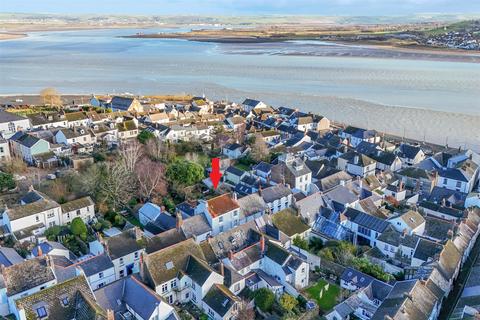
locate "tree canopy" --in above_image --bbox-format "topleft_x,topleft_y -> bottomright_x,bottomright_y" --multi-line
137,130 -> 155,144
0,172 -> 15,191
166,159 -> 204,186
253,288 -> 275,312
279,294 -> 298,313
70,217 -> 87,238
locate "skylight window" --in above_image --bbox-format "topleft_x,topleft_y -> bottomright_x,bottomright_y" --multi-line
222,298 -> 229,307
36,306 -> 47,318
165,261 -> 174,270
61,297 -> 69,306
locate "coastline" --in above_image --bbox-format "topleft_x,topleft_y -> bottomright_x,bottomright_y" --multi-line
0,32 -> 27,40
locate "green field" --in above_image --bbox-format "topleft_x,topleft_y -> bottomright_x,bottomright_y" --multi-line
305,279 -> 341,312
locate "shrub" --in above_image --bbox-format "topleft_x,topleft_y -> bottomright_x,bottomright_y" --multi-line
166,159 -> 204,186
137,130 -> 155,144
0,172 -> 15,191
293,236 -> 308,250
44,225 -> 63,241
70,217 -> 87,237
114,215 -> 126,228
280,294 -> 298,313
253,288 -> 275,312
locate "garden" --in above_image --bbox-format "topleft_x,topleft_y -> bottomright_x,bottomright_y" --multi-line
305,279 -> 341,312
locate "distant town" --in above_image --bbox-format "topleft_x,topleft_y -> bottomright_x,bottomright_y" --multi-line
0,89 -> 479,320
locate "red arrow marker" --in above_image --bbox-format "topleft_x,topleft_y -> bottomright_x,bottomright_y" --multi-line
210,157 -> 222,190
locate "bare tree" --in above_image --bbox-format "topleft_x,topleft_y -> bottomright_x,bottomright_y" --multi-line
135,158 -> 167,201
39,87 -> 62,106
118,140 -> 143,173
250,133 -> 269,162
237,301 -> 255,320
99,162 -> 135,210
145,138 -> 175,162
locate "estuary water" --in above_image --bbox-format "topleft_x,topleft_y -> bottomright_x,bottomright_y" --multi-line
0,28 -> 479,149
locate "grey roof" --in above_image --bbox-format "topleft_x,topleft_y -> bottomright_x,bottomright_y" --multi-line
225,166 -> 245,176
123,276 -> 167,320
185,255 -> 214,286
0,110 -> 28,123
377,227 -> 419,249
9,131 -> 42,148
344,208 -> 389,233
341,267 -> 375,288
242,98 -> 261,107
31,241 -> 69,257
237,193 -> 268,217
323,185 -> 358,206
145,229 -> 187,254
261,184 -> 292,203
181,214 -> 212,238
3,257 -> 56,296
78,254 -> 114,277
105,230 -> 142,260
110,96 -> 136,110
424,216 -> 453,241
0,247 -> 23,267
295,192 -> 326,224
19,190 -> 44,204
203,284 -> 237,317
413,238 -> 443,262
397,143 -> 423,159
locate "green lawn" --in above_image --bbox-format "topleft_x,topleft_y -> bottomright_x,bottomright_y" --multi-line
305,279 -> 340,312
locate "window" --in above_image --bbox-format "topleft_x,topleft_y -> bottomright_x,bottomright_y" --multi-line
185,292 -> 190,299
219,226 -> 224,232
119,270 -> 125,278
36,215 -> 40,222
36,306 -> 47,318
76,210 -> 81,216
0,147 -> 3,153
67,213 -> 70,219
99,272 -> 104,279
301,267 -> 305,273
357,226 -> 371,237
192,283 -> 196,290
171,279 -> 177,288
219,216 -> 224,223
47,212 -> 55,219
233,210 -> 238,216
162,283 -> 168,293
192,293 -> 196,302
208,309 -> 214,317
134,252 -> 139,259
234,283 -> 240,292
119,258 -> 124,265
456,181 -> 462,188
168,295 -> 174,304
8,122 -> 15,132
443,178 -> 448,184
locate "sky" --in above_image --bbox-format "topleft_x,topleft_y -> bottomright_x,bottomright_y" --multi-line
2,0 -> 480,16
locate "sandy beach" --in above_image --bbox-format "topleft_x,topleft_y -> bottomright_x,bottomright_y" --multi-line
0,32 -> 27,40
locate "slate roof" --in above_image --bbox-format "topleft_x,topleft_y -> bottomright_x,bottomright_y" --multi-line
344,208 -> 389,233
271,208 -> 310,237
242,98 -> 261,107
77,254 -> 114,277
144,238 -> 206,286
371,280 -> 437,320
60,196 -> 94,213
418,200 -> 465,218
395,210 -> 425,230
316,171 -> 353,192
261,184 -> 292,203
184,255 -> 214,286
0,110 -> 28,123
105,229 -> 142,260
0,247 -> 24,267
181,213 -> 212,238
10,131 -> 42,148
423,216 -> 453,241
265,241 -> 290,266
253,161 -> 272,174
397,143 -> 423,159
31,241 -> 69,257
110,96 -> 136,111
413,238 -> 443,262
15,276 -> 106,320
145,229 -> 187,254
225,165 -> 245,177
237,193 -> 268,218
3,257 -> 56,296
341,267 -> 375,288
7,198 -> 60,221
377,227 -> 419,249
203,284 -> 238,317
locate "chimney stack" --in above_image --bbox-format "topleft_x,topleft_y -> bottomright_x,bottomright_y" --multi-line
219,262 -> 224,276
354,155 -> 359,165
107,310 -> 115,320
37,245 -> 43,257
176,211 -> 183,230
232,192 -> 238,201
260,235 -> 266,254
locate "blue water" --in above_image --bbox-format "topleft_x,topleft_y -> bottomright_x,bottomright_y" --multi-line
1,28 -> 479,149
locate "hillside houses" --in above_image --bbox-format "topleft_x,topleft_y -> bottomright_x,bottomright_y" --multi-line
0,95 -> 479,320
